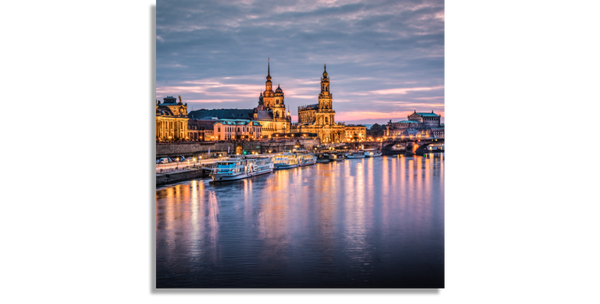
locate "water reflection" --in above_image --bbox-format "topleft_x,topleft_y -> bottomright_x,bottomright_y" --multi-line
156,154 -> 444,288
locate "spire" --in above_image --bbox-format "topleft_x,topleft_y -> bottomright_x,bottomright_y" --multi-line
324,62 -> 326,72
266,58 -> 272,81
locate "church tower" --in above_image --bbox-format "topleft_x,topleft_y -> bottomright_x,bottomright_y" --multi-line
316,63 -> 335,125
263,58 -> 275,108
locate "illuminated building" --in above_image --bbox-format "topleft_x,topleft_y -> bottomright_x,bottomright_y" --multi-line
386,111 -> 445,139
291,64 -> 351,143
156,95 -> 189,142
187,59 -> 291,139
253,58 -> 292,136
213,119 -> 262,140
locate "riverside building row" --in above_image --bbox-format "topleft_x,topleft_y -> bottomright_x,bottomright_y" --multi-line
156,60 -> 442,143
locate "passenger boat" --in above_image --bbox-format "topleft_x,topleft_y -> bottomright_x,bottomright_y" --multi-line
345,151 -> 365,159
210,157 -> 274,182
427,144 -> 448,152
316,153 -> 330,163
296,152 -> 317,166
273,152 -> 300,170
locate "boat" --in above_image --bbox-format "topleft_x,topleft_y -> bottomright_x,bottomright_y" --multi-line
210,157 -> 274,182
328,153 -> 342,161
364,149 -> 383,158
273,152 -> 300,170
316,153 -> 330,163
427,144 -> 448,152
345,151 -> 365,159
296,152 -> 317,166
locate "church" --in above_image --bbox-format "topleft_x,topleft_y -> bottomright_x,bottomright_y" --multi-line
187,59 -> 291,138
185,60 -> 365,143
291,64 -> 357,143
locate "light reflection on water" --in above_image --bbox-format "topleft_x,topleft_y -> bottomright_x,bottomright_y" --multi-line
156,154 -> 444,288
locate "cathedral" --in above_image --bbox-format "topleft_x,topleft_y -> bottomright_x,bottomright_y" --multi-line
187,59 -> 291,139
291,64 -> 350,143
253,58 -> 292,136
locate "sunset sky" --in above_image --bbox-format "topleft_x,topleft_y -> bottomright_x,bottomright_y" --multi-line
157,0 -> 444,125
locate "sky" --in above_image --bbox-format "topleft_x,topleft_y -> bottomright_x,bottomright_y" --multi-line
156,0 -> 444,125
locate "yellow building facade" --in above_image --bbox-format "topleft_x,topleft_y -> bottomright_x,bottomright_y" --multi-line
156,95 -> 189,142
292,64 -> 351,143
253,59 -> 292,137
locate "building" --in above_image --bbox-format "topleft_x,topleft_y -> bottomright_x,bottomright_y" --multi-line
345,124 -> 367,142
187,59 -> 291,138
386,110 -> 445,139
188,119 -> 218,142
213,119 -> 262,141
252,59 -> 292,136
156,96 -> 189,142
291,64 -> 347,143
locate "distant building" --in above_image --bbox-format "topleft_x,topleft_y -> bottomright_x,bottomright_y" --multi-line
156,96 -> 189,142
386,111 -> 444,139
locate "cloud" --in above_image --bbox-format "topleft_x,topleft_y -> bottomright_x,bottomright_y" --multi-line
156,0 -> 444,124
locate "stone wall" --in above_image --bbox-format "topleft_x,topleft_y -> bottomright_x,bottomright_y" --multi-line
156,142 -> 234,157
157,139 -> 320,158
156,168 -> 208,185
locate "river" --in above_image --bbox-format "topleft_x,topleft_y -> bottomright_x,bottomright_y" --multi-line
156,153 -> 444,288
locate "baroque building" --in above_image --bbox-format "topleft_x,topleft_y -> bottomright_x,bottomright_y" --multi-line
253,58 -> 291,137
386,111 -> 445,139
187,59 -> 291,138
156,95 -> 189,142
292,64 -> 349,143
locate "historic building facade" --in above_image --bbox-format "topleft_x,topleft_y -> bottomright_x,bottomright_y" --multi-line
187,59 -> 291,138
214,119 -> 262,141
345,124 -> 367,141
386,111 -> 445,139
253,59 -> 291,137
156,96 -> 189,142
291,64 -> 348,143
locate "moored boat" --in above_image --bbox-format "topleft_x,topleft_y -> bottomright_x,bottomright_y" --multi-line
364,150 -> 383,158
345,151 -> 365,159
296,152 -> 317,166
316,153 -> 331,163
210,157 -> 274,182
273,152 -> 300,170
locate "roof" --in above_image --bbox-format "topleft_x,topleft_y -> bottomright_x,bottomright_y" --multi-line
395,120 -> 422,124
415,112 -> 440,117
188,109 -> 254,120
256,110 -> 272,120
298,104 -> 318,111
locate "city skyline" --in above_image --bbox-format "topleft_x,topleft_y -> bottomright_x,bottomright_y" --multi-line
157,0 -> 444,125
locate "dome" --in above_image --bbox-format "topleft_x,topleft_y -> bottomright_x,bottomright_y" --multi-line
275,84 -> 283,94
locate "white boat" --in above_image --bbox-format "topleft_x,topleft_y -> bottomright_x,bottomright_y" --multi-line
210,157 -> 274,182
345,151 -> 365,159
296,152 -> 317,166
273,153 -> 300,170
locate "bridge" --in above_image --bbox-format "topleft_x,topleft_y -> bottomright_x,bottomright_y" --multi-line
359,138 -> 445,156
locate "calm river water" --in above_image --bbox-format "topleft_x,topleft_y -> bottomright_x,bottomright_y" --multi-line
156,154 -> 444,288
